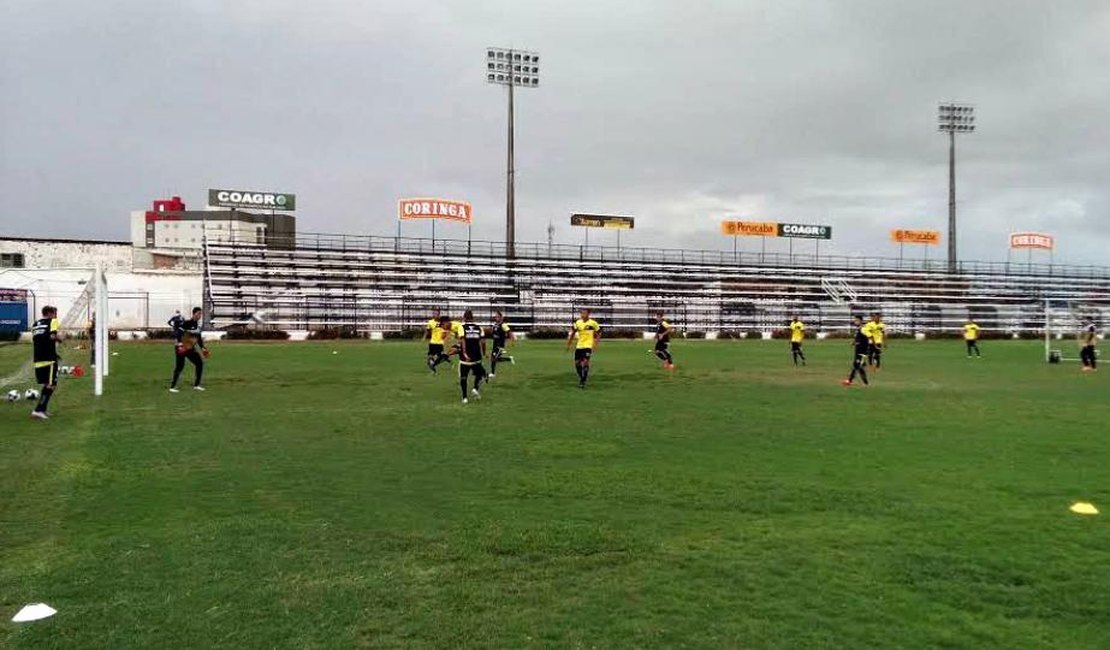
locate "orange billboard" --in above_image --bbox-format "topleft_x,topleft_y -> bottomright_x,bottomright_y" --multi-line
1009,232 -> 1054,250
398,198 -> 472,224
891,229 -> 941,245
721,220 -> 777,236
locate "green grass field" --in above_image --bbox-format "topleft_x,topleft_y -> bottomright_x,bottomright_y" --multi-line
1,338 -> 1107,648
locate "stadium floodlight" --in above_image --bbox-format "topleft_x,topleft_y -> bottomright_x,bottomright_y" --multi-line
937,102 -> 976,273
487,47 -> 541,258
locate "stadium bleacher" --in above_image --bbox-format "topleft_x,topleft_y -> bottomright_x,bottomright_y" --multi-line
204,233 -> 1110,334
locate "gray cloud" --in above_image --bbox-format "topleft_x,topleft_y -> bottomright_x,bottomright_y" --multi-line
2,0 -> 1109,265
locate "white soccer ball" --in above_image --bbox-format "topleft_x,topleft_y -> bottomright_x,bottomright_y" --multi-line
5,389 -> 19,403
24,389 -> 40,401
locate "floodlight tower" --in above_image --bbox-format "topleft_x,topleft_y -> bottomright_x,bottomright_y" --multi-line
937,103 -> 975,272
486,47 -> 540,258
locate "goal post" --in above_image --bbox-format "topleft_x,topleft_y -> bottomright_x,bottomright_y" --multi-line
94,264 -> 108,396
1044,299 -> 1104,363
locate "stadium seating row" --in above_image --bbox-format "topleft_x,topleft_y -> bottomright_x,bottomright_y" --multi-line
204,235 -> 1110,334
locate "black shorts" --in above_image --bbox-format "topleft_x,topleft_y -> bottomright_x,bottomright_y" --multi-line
459,361 -> 486,378
790,341 -> 802,351
871,343 -> 883,353
492,345 -> 506,358
34,362 -> 58,386
574,348 -> 593,362
655,340 -> 669,351
427,343 -> 444,356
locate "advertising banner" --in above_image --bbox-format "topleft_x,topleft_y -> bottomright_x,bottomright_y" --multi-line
1009,232 -> 1054,250
570,214 -> 635,229
891,229 -> 941,245
208,189 -> 296,211
398,198 -> 473,224
776,222 -> 832,239
720,221 -> 777,236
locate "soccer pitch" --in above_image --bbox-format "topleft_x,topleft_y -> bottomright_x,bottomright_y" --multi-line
1,339 -> 1107,648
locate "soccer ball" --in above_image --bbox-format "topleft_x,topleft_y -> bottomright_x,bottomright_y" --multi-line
24,389 -> 40,401
5,389 -> 19,403
58,366 -> 71,377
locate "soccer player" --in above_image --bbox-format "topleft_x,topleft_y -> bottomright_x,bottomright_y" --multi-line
842,315 -> 872,387
489,310 -> 515,378
30,306 -> 61,420
652,311 -> 675,369
424,308 -> 446,371
566,308 -> 601,388
168,310 -> 184,336
788,314 -> 806,366
170,307 -> 209,392
87,313 -> 97,367
867,312 -> 886,369
964,318 -> 981,358
457,310 -> 487,403
1080,322 -> 1098,372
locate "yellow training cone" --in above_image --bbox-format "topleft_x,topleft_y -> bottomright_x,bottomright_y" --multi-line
1070,502 -> 1099,515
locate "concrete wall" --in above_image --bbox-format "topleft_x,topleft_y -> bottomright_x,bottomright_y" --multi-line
0,267 -> 202,330
0,238 -> 133,272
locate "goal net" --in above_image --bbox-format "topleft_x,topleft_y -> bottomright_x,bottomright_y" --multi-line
0,266 -> 109,394
1044,300 -> 1104,363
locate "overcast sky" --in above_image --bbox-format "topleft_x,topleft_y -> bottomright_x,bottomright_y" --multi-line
3,1 -> 1109,264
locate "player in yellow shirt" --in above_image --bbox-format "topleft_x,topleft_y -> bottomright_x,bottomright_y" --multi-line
788,314 -> 806,366
424,309 -> 445,371
963,318 -> 981,358
867,312 -> 886,369
566,308 -> 601,388
446,318 -> 465,359
426,313 -> 458,374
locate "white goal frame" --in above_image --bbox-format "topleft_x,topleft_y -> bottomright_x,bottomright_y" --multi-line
1044,299 -> 1102,363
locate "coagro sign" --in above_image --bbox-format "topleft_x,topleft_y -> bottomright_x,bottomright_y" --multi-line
398,198 -> 472,224
208,189 -> 296,211
776,222 -> 832,240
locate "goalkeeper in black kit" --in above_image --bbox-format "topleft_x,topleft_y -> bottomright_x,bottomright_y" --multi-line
170,307 -> 209,392
842,315 -> 872,387
488,310 -> 515,378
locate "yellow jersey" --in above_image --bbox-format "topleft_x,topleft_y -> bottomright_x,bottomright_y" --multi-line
964,323 -> 979,341
428,319 -> 447,344
870,321 -> 886,345
573,318 -> 601,349
451,321 -> 464,338
789,320 -> 805,343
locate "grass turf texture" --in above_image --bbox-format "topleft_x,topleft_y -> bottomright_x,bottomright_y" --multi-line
1,339 -> 1107,648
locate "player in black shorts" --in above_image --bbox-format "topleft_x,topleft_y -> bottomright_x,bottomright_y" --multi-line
1080,323 -> 1098,372
842,315 -> 872,387
488,310 -> 515,379
30,306 -> 62,419
457,310 -> 487,404
652,311 -> 675,369
170,307 -> 209,392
